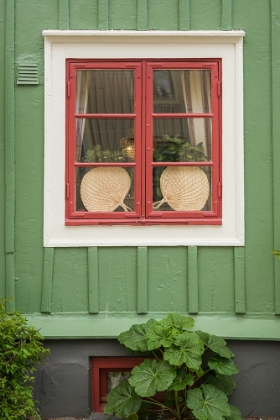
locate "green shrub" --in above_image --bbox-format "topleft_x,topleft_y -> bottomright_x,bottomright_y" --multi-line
104,314 -> 241,420
0,298 -> 50,420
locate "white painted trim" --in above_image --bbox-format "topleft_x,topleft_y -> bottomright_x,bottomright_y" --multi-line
43,30 -> 245,247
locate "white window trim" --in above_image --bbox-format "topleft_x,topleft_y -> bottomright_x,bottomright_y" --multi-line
43,30 -> 245,247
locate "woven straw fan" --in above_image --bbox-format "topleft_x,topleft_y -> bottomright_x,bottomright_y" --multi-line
80,167 -> 132,212
153,166 -> 209,211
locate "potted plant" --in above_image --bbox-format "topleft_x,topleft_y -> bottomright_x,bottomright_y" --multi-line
104,313 -> 241,420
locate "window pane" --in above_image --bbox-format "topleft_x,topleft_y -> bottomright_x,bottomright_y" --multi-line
153,166 -> 212,212
106,371 -> 131,393
153,70 -> 211,114
76,70 -> 134,114
76,167 -> 134,212
153,118 -> 211,162
76,118 -> 135,162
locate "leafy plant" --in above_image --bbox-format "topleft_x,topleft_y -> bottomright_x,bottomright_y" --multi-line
272,250 -> 280,259
84,145 -> 132,163
0,298 -> 50,419
104,314 -> 241,420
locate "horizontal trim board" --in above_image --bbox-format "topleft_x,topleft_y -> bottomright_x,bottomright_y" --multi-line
26,313 -> 280,340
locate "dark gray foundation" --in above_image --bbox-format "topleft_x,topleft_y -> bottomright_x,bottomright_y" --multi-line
34,340 -> 280,418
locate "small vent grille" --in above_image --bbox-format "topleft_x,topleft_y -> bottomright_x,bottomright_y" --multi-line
17,62 -> 38,85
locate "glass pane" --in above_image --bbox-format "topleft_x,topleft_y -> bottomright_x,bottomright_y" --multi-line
153,166 -> 212,212
153,118 -> 211,162
106,371 -> 131,393
153,70 -> 211,114
76,118 -> 135,162
76,70 -> 134,114
76,167 -> 134,213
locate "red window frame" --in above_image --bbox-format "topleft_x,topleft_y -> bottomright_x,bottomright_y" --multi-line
66,59 -> 222,226
91,357 -> 145,412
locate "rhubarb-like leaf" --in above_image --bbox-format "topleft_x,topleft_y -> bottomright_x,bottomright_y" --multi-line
208,356 -> 239,375
164,332 -> 204,370
186,384 -> 231,420
207,373 -> 236,395
168,367 -> 194,391
129,359 -> 176,397
104,380 -> 142,418
159,313 -> 194,330
225,404 -> 243,420
118,319 -> 157,352
196,331 -> 234,359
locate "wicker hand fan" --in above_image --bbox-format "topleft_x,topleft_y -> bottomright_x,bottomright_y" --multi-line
153,166 -> 209,211
80,167 -> 132,212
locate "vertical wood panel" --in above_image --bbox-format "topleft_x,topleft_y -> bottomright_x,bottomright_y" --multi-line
234,247 -> 245,314
137,247 -> 148,314
271,0 -> 280,314
137,0 -> 148,30
188,246 -> 199,314
41,248 -> 54,313
5,0 -> 15,311
221,0 -> 232,30
88,247 -> 99,314
59,0 -> 70,29
98,0 -> 109,30
179,0 -> 190,30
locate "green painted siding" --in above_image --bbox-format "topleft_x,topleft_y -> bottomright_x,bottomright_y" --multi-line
1,0 -> 280,338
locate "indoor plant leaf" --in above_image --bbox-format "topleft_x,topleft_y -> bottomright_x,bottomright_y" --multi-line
225,404 -> 243,420
207,373 -> 236,395
186,384 -> 231,420
196,331 -> 234,359
129,359 -> 176,397
118,319 -> 157,352
159,313 -> 195,331
208,356 -> 239,375
168,367 -> 194,391
164,331 -> 204,370
104,380 -> 142,418
146,323 -> 175,350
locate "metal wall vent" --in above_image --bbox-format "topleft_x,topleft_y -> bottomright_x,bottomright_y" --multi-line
17,62 -> 38,85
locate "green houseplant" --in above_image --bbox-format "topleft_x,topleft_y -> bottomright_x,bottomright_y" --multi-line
0,298 -> 50,419
104,314 -> 241,420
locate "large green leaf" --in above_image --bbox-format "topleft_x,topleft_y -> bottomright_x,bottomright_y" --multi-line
118,319 -> 157,352
186,384 -> 231,420
146,323 -> 176,350
168,367 -> 194,391
104,380 -> 142,418
129,359 -> 176,397
225,404 -> 242,420
164,332 -> 204,370
196,331 -> 234,359
159,313 -> 194,331
207,373 -> 236,395
208,356 -> 239,375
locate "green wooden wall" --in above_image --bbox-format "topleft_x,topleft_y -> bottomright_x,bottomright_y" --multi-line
1,0 -> 280,339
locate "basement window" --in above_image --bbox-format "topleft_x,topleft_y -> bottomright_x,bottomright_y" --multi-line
91,357 -> 144,412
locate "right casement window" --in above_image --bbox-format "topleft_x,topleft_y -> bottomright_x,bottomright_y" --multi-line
66,59 -> 222,226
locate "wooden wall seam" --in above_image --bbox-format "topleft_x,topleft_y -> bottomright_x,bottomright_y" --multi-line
137,246 -> 148,314
270,0 -> 280,314
234,247 -> 246,314
137,0 -> 148,30
187,246 -> 199,314
5,0 -> 15,311
179,0 -> 190,30
58,0 -> 70,30
98,0 -> 109,30
41,248 -> 54,313
88,247 -> 99,313
221,0 -> 232,30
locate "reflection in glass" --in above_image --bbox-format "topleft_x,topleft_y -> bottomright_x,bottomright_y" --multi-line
76,119 -> 135,162
153,118 -> 211,162
106,372 -> 131,393
153,69 -> 211,114
153,166 -> 212,212
76,70 -> 134,114
76,167 -> 134,213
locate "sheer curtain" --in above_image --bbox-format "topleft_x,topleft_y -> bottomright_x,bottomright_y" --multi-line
181,70 -> 211,158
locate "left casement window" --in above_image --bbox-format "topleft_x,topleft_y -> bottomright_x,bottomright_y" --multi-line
66,59 -> 222,226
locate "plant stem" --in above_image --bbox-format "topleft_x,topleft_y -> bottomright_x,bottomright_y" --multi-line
174,390 -> 181,420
